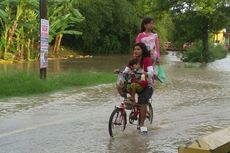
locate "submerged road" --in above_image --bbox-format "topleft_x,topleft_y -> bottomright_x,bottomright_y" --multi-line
0,53 -> 230,153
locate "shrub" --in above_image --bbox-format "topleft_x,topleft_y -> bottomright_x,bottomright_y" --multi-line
182,41 -> 203,62
182,41 -> 228,63
209,44 -> 228,62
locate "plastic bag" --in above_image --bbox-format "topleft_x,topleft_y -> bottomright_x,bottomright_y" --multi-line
156,65 -> 166,83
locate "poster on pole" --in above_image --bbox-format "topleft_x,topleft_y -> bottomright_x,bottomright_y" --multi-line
40,19 -> 49,68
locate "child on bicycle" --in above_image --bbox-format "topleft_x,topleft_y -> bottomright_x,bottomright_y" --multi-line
126,58 -> 148,103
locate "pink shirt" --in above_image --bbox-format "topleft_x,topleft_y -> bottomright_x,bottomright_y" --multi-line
136,32 -> 160,59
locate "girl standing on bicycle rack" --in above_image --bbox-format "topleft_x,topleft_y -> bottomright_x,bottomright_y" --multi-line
123,42 -> 154,133
135,17 -> 160,64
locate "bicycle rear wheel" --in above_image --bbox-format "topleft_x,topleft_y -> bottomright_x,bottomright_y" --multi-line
147,102 -> 153,124
108,108 -> 127,137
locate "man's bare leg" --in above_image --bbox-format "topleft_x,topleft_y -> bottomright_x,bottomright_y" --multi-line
140,104 -> 147,126
131,87 -> 136,102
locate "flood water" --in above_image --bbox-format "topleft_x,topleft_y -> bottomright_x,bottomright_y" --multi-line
0,53 -> 230,153
0,55 -> 130,73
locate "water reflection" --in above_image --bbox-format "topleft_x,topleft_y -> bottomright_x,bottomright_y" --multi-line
107,135 -> 151,153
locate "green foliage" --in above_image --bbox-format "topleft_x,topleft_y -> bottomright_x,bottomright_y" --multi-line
3,52 -> 15,60
0,0 -> 39,60
0,71 -> 115,98
48,0 -> 84,43
72,0 -> 174,54
0,0 -> 176,57
209,44 -> 228,62
182,41 -> 203,62
74,0 -> 139,54
169,0 -> 230,62
182,41 -> 228,62
4,0 -> 225,60
154,12 -> 174,53
0,0 -> 84,60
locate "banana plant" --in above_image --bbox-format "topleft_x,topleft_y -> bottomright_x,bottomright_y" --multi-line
15,27 -> 25,60
5,0 -> 23,56
49,0 -> 84,54
0,0 -> 83,59
0,0 -> 24,60
19,8 -> 39,60
0,0 -> 38,60
0,0 -> 12,59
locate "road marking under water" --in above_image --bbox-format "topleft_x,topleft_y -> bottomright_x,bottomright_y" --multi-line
0,117 -> 76,139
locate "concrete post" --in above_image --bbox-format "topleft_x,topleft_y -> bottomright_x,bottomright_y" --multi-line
178,126 -> 230,153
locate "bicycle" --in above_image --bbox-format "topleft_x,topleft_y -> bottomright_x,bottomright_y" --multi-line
108,70 -> 153,137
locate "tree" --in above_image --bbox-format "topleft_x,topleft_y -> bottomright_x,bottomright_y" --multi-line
170,0 -> 230,62
74,0 -> 139,54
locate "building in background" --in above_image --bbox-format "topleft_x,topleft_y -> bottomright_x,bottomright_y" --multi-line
214,29 -> 230,50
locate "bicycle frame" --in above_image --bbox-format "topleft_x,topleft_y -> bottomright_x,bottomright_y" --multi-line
115,99 -> 140,121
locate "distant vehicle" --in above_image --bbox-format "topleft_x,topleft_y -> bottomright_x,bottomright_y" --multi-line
164,42 -> 176,51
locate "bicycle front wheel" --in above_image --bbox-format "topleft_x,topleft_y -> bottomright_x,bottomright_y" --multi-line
108,108 -> 127,137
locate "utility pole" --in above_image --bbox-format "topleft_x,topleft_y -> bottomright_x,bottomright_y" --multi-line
40,0 -> 49,79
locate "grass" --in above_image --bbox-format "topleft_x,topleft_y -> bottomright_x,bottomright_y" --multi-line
0,71 -> 116,98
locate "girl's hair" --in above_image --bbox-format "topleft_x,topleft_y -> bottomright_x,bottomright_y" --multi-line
140,17 -> 153,32
133,43 -> 150,66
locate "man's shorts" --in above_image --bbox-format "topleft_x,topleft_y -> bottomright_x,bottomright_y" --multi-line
138,86 -> 153,104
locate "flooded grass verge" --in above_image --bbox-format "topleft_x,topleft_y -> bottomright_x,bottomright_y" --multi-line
0,71 -> 116,98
